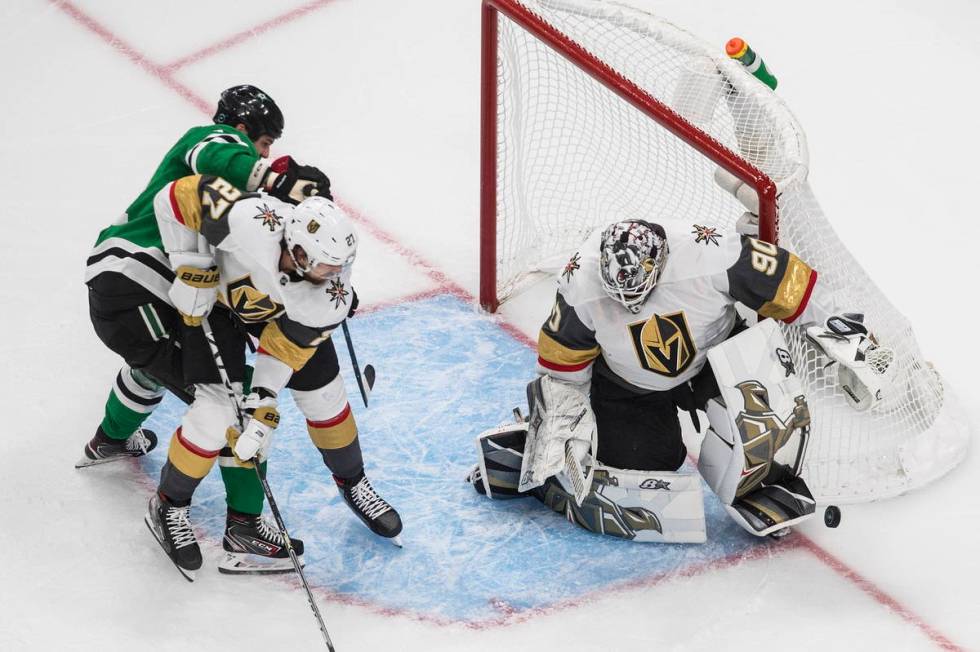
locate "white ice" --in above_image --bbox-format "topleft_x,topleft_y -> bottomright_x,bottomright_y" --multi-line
0,1 -> 978,650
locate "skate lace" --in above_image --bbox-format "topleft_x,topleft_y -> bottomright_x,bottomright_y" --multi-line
127,428 -> 151,454
165,505 -> 197,549
256,517 -> 287,546
351,477 -> 391,521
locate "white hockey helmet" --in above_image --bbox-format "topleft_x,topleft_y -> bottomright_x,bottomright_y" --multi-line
284,196 -> 357,273
599,220 -> 669,313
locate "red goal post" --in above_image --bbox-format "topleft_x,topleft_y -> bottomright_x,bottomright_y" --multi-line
480,0 -> 777,313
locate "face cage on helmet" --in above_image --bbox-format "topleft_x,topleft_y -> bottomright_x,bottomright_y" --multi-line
600,262 -> 662,313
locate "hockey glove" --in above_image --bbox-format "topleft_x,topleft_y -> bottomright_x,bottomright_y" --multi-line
168,252 -> 219,327
806,313 -> 896,411
231,389 -> 280,462
267,156 -> 332,204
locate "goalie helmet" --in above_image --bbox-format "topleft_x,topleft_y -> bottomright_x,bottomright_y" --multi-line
213,85 -> 284,140
599,220 -> 669,313
285,196 -> 357,274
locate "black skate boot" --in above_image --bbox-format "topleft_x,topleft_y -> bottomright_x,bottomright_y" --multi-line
75,426 -> 157,468
335,471 -> 403,547
144,492 -> 202,581
218,509 -> 305,575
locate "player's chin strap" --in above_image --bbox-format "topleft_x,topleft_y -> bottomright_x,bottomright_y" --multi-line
518,375 -> 597,505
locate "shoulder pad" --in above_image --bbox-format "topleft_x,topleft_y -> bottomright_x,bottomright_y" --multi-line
658,221 -> 741,284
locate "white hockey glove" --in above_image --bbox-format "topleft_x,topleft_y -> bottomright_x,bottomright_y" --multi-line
806,313 -> 896,411
229,390 -> 280,463
519,375 -> 597,505
168,251 -> 219,327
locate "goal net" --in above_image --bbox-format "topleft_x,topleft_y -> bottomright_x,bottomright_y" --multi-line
480,0 -> 969,503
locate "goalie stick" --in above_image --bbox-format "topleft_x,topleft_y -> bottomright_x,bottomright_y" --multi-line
201,317 -> 336,652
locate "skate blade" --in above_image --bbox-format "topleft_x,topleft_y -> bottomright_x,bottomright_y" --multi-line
389,534 -> 403,548
74,454 -> 131,469
144,513 -> 196,582
217,552 -> 303,575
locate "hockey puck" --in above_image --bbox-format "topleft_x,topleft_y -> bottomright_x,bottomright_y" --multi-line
824,505 -> 841,528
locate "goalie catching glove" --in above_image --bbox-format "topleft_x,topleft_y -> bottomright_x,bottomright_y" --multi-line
806,313 -> 896,411
267,155 -> 332,204
168,252 -> 219,327
229,389 -> 280,463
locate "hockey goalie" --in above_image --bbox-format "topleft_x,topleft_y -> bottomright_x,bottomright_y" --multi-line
468,218 -> 893,541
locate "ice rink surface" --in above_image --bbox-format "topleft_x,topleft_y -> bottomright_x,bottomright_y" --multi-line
1,1 -> 978,650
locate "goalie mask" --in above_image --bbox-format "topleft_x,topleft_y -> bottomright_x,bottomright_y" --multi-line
599,220 -> 668,313
285,196 -> 357,275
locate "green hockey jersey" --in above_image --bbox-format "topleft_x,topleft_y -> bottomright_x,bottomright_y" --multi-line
84,123 -> 270,303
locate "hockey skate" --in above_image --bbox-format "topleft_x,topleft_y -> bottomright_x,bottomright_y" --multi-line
218,510 -> 305,575
335,471 -> 403,547
144,492 -> 202,582
75,427 -> 157,468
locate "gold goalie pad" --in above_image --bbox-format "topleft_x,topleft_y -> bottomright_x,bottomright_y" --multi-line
699,319 -> 817,537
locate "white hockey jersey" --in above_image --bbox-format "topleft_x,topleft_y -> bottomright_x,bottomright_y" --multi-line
154,175 -> 354,379
537,221 -> 828,392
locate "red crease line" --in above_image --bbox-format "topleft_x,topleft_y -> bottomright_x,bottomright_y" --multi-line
162,0 -> 338,72
49,0 -> 211,114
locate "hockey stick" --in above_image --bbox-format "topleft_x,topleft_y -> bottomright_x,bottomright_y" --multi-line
200,318 -> 336,652
341,320 -> 375,408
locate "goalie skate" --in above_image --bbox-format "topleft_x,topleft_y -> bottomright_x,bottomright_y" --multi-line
75,427 -> 157,468
218,511 -> 305,575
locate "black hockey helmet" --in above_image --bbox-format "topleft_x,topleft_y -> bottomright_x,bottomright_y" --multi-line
213,85 -> 284,140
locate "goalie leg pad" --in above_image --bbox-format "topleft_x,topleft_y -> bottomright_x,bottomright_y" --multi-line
538,466 -> 706,543
700,320 -> 817,537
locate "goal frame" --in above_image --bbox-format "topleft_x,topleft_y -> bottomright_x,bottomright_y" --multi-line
479,0 -> 779,312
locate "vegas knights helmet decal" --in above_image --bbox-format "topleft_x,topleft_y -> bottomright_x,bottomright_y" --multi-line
627,311 -> 696,377
285,196 -> 357,274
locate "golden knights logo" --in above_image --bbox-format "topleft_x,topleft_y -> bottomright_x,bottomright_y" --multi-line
627,311 -> 696,377
227,276 -> 284,322
734,380 -> 810,498
692,224 -> 722,246
561,252 -> 581,282
307,219 -> 321,234
325,278 -> 349,309
253,203 -> 282,232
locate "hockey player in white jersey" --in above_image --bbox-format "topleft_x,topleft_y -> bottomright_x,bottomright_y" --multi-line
470,219 -> 886,541
143,175 -> 402,579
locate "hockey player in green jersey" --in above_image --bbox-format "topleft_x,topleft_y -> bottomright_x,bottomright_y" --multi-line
79,85 -> 331,574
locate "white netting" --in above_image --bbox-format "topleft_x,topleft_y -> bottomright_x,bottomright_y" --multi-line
490,0 -> 969,502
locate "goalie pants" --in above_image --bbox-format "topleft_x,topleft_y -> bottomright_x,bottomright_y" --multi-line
590,359 -> 720,472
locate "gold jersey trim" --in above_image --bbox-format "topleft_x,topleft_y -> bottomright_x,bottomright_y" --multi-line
758,253 -> 814,321
171,175 -> 204,232
258,321 -> 316,371
537,330 -> 600,369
